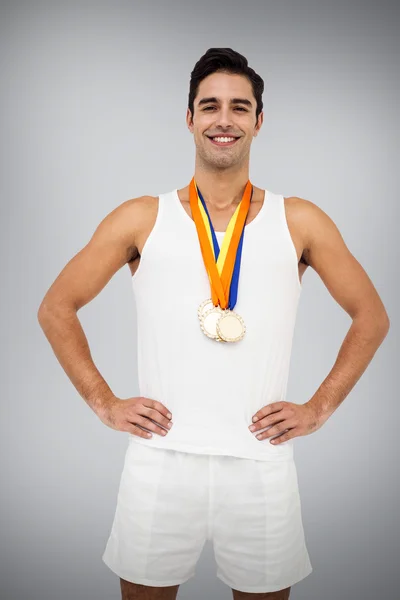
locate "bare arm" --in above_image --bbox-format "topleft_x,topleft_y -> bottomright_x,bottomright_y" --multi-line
37,196 -> 150,417
296,198 -> 391,423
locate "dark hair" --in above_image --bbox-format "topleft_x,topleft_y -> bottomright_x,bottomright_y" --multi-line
188,48 -> 264,123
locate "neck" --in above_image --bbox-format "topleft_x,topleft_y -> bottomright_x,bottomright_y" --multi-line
193,164 -> 250,210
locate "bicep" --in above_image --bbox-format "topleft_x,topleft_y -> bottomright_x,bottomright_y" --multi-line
304,201 -> 387,321
39,199 -> 139,313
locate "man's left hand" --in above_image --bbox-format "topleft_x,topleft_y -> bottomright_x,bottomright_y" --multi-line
249,401 -> 324,444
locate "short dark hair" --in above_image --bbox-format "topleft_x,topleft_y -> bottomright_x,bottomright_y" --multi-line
188,48 -> 264,123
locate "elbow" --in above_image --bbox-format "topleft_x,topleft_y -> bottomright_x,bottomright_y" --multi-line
37,300 -> 73,325
38,297 -> 78,320
376,307 -> 391,336
353,307 -> 390,341
37,302 -> 47,322
380,313 -> 390,337
37,302 -> 53,327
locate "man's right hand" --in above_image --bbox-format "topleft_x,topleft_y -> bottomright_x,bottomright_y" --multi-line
97,396 -> 173,438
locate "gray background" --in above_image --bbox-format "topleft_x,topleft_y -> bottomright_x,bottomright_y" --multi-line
1,1 -> 398,599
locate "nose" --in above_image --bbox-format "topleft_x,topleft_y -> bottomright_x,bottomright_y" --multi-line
214,105 -> 235,129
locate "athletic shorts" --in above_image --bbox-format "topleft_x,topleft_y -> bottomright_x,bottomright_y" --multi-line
102,438 -> 313,594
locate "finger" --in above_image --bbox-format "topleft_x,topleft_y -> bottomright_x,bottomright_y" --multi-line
270,429 -> 296,444
124,424 -> 154,439
141,405 -> 173,430
252,402 -> 285,422
141,397 -> 173,421
255,420 -> 296,440
134,415 -> 170,437
249,415 -> 286,433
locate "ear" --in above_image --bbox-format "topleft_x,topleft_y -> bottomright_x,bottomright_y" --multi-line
254,111 -> 264,137
186,108 -> 194,132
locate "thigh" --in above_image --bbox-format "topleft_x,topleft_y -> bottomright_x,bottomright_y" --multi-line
211,456 -> 312,594
120,579 -> 180,600
231,585 -> 291,599
102,441 -> 209,586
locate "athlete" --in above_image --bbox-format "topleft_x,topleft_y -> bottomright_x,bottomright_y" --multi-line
37,48 -> 390,600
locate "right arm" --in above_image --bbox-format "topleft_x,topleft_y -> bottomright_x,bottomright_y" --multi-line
37,196 -> 173,438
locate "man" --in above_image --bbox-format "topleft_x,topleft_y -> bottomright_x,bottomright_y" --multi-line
37,48 -> 390,600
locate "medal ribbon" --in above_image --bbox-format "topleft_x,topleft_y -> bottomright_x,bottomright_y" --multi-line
189,177 -> 253,310
197,188 -> 246,309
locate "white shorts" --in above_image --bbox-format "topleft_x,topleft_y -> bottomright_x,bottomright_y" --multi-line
102,439 -> 313,594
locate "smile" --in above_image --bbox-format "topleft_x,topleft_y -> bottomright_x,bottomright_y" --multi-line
208,136 -> 240,147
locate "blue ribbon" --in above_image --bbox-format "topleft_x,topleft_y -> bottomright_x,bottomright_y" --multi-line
197,188 -> 251,310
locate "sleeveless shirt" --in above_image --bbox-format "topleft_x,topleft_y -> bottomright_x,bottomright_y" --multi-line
129,188 -> 302,461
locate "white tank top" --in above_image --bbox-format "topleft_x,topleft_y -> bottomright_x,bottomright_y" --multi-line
129,187 -> 302,461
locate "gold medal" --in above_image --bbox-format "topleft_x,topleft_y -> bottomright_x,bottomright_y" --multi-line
197,298 -> 215,322
216,310 -> 246,343
190,178 -> 253,344
200,306 -> 225,342
198,299 -> 245,343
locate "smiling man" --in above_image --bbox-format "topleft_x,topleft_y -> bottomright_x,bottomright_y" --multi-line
38,48 -> 390,600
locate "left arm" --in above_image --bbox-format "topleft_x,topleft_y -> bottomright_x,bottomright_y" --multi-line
301,199 -> 390,424
249,198 -> 390,443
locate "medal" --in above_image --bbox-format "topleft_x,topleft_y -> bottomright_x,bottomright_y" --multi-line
216,310 -> 246,342
190,177 -> 253,343
197,298 -> 215,322
200,306 -> 226,342
198,299 -> 244,342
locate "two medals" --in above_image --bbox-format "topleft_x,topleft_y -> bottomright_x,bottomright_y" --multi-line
189,177 -> 253,343
198,298 -> 246,343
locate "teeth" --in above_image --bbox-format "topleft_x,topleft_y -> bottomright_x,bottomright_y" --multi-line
212,137 -> 236,142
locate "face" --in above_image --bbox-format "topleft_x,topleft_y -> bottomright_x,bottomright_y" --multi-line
187,71 -> 263,169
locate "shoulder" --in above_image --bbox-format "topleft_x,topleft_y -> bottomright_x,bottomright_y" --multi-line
283,195 -> 389,325
101,194 -> 158,220
283,195 -> 348,270
92,195 -> 159,258
119,194 -> 159,218
283,195 -> 327,223
285,197 -> 357,284
106,195 -> 159,233
283,195 -> 343,247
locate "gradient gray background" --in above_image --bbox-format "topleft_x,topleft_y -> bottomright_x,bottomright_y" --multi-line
1,1 -> 398,599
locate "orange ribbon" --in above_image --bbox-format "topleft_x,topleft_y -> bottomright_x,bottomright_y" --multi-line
189,177 -> 252,309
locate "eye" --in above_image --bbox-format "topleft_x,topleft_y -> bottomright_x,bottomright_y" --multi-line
202,106 -> 247,112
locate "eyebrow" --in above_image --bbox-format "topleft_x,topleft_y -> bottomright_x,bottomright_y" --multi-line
197,97 -> 253,108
